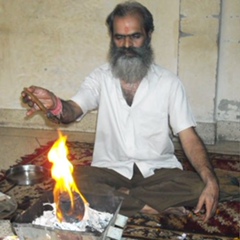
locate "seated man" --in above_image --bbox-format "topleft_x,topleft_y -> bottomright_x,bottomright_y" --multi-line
22,1 -> 219,222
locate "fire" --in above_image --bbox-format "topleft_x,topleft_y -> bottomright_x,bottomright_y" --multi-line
48,130 -> 88,222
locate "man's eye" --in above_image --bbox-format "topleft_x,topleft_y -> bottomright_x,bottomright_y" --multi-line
115,35 -> 124,40
131,33 -> 142,39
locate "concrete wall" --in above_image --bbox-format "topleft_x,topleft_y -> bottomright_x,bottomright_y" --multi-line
0,0 -> 239,144
216,0 -> 240,141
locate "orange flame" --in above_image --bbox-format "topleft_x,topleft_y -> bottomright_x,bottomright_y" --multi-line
48,130 -> 87,222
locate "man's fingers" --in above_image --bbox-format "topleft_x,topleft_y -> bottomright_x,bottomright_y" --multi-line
21,94 -> 34,108
28,101 -> 34,107
194,193 -> 218,223
26,108 -> 36,116
194,197 -> 204,214
203,201 -> 218,223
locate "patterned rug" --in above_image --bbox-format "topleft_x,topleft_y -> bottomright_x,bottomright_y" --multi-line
0,141 -> 239,240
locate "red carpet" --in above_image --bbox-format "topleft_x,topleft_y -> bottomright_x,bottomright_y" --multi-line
0,141 -> 239,240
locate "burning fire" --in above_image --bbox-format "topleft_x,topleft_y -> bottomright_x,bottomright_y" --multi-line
48,130 -> 88,222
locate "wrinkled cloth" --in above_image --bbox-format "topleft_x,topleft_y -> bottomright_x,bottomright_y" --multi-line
0,192 -> 17,218
74,165 -> 205,216
215,169 -> 240,201
74,165 -> 240,217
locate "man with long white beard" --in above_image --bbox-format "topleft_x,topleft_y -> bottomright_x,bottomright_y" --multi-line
22,1 -> 220,222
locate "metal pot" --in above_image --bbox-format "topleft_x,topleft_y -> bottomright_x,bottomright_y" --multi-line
5,165 -> 50,185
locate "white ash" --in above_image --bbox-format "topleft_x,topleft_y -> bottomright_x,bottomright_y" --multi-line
32,203 -> 113,233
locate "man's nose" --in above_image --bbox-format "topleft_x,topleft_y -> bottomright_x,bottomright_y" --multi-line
123,36 -> 133,48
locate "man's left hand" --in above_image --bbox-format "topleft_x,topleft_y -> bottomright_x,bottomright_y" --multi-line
194,180 -> 219,222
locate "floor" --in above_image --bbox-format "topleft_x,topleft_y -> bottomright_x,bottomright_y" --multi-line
0,127 -> 239,239
0,127 -> 95,171
0,127 -> 239,171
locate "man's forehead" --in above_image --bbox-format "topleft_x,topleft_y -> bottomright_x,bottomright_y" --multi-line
113,14 -> 145,34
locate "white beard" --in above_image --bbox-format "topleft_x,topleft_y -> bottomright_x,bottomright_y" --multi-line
109,40 -> 154,83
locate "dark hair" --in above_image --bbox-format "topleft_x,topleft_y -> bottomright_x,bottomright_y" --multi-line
106,1 -> 154,36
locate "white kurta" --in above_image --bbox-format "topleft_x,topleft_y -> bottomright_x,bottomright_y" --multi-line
71,63 -> 196,179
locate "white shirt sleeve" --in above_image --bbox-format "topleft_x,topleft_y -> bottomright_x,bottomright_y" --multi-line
71,68 -> 103,115
168,78 -> 196,135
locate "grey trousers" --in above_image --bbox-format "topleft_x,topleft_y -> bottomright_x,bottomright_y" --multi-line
73,164 -> 205,216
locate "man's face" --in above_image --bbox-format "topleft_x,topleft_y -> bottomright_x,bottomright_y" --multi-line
109,14 -> 153,83
112,14 -> 149,49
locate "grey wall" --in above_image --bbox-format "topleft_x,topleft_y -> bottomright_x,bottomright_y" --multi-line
0,0 -> 239,143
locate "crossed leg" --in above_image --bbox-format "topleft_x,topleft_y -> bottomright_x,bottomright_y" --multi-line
73,165 -> 204,217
